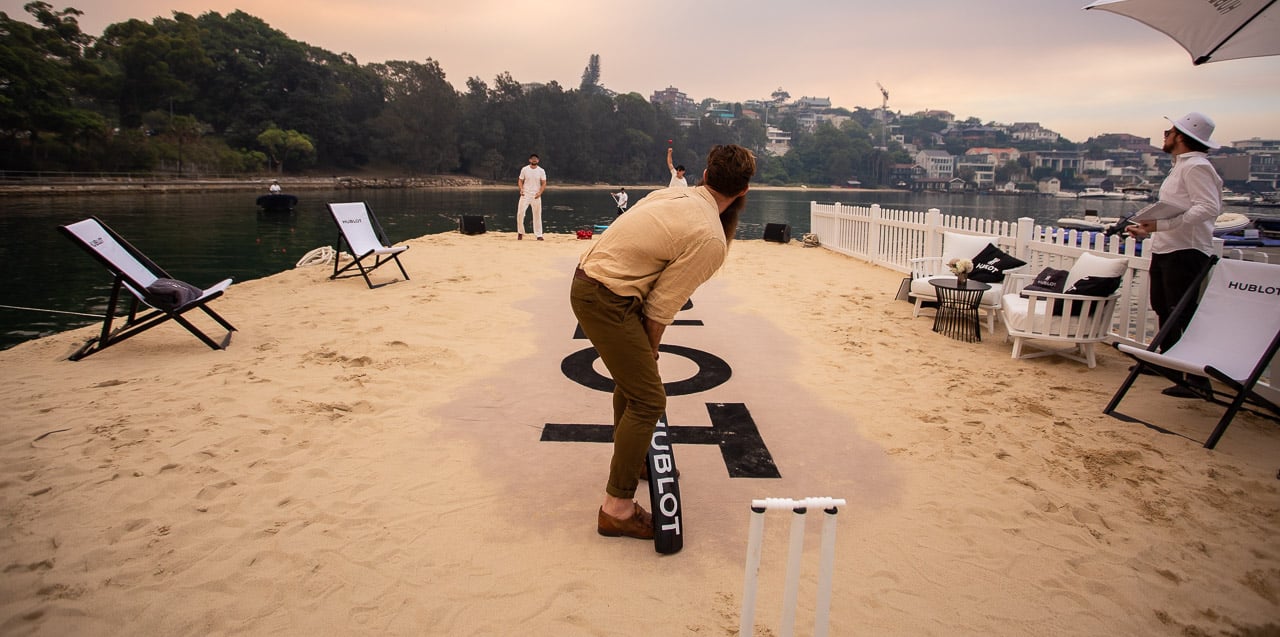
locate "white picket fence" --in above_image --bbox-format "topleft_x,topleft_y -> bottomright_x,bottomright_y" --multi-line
810,202 -> 1165,345
809,201 -> 1276,396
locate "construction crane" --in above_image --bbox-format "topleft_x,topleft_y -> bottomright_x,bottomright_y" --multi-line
876,81 -> 890,150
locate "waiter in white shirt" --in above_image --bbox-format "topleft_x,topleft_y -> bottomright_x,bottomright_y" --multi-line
1127,112 -> 1222,399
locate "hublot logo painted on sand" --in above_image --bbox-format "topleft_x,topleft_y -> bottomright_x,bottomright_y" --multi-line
544,296 -> 780,479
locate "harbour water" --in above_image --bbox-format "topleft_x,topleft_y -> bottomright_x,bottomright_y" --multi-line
0,186 -> 1227,350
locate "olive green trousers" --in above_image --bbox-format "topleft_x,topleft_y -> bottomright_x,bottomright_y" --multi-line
570,276 -> 666,500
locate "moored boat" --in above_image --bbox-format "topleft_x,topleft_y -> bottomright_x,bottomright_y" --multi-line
1057,217 -> 1106,231
1221,190 -> 1256,205
1252,217 -> 1280,236
256,193 -> 298,212
1213,212 -> 1252,236
1057,210 -> 1117,232
1121,187 -> 1152,201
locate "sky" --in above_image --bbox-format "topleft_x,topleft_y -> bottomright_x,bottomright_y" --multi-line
8,0 -> 1280,145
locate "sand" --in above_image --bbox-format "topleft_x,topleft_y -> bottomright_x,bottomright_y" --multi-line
1,232 -> 1277,636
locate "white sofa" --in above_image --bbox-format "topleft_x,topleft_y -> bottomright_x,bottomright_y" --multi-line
999,252 -> 1126,368
909,231 -> 1022,332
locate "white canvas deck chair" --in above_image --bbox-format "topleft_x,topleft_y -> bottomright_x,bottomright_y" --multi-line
59,217 -> 235,361
1104,257 -> 1280,449
327,202 -> 409,289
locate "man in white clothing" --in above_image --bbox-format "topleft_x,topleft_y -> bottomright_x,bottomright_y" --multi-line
666,147 -> 687,188
1127,112 -> 1223,399
611,187 -> 628,215
516,154 -> 547,240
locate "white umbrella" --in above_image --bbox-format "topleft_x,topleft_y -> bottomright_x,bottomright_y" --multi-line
1084,0 -> 1280,65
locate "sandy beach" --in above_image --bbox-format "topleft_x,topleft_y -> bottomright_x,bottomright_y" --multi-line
1,232 -> 1276,636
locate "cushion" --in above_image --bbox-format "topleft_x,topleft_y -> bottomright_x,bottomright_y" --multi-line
144,278 -> 203,310
1064,252 -> 1127,290
1001,294 -> 1092,334
969,243 -> 1027,283
1022,267 -> 1069,294
1065,275 -> 1122,297
940,232 -> 998,266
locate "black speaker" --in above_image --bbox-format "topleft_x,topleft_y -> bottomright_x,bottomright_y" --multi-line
763,223 -> 791,243
459,215 -> 486,235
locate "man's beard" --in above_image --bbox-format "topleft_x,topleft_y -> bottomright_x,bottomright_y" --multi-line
719,194 -> 747,245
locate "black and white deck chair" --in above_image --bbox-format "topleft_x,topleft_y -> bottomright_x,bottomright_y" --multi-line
327,202 -> 409,289
1104,256 -> 1280,449
58,217 -> 236,361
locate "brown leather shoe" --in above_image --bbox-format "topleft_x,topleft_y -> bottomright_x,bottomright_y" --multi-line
598,503 -> 654,539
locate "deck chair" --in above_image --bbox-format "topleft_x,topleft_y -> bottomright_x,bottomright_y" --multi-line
1104,256 -> 1280,449
327,202 -> 409,288
58,217 -> 235,361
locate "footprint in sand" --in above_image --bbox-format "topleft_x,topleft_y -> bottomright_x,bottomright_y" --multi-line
103,518 -> 151,544
195,480 -> 237,501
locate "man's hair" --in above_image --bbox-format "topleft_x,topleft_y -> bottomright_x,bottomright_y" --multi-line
703,145 -> 755,196
1181,133 -> 1210,154
675,165 -> 685,172
529,153 -> 539,160
700,145 -> 756,246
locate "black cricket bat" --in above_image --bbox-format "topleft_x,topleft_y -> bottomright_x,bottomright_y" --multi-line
646,413 -> 683,554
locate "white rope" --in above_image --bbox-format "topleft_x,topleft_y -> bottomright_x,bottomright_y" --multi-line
0,304 -> 103,318
295,246 -> 336,268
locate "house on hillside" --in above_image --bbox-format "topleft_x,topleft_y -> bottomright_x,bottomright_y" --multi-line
914,149 -> 955,180
1028,150 -> 1084,174
766,126 -> 791,156
911,177 -> 952,192
915,110 -> 955,124
650,86 -> 696,113
1011,122 -> 1060,143
966,147 -> 1020,163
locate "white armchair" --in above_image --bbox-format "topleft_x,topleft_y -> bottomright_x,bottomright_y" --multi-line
999,252 -> 1127,368
909,231 -> 1023,332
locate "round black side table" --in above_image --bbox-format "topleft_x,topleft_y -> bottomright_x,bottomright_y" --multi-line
929,278 -> 991,342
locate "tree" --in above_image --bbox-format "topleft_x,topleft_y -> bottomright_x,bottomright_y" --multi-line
0,2 -> 104,169
256,124 -> 315,173
370,59 -> 459,174
579,53 -> 600,94
995,160 -> 1022,184
91,16 -> 208,128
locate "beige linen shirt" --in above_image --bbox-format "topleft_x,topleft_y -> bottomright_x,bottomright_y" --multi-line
578,186 -> 727,325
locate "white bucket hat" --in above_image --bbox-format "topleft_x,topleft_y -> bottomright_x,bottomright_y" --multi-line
1166,112 -> 1220,149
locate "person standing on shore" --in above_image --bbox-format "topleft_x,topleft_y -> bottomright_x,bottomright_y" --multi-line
571,144 -> 756,540
268,180 -> 281,194
516,154 -> 546,240
611,187 -> 628,215
666,147 -> 688,188
1126,112 -> 1223,399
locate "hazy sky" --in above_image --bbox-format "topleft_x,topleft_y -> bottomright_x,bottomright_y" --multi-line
10,0 -> 1280,145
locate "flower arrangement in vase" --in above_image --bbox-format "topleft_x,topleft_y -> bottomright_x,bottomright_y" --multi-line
947,258 -> 974,285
